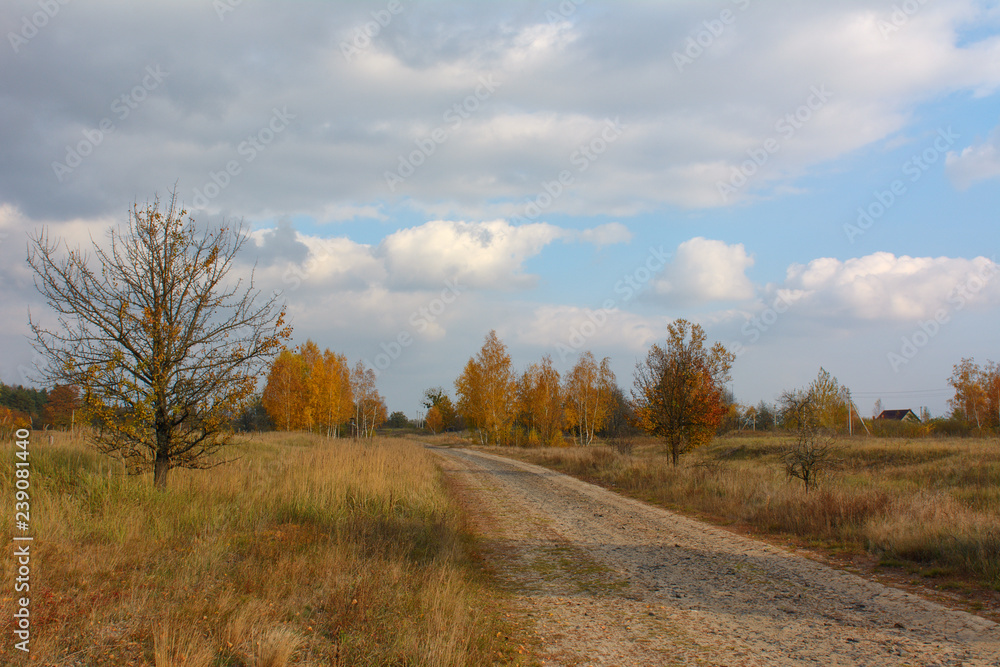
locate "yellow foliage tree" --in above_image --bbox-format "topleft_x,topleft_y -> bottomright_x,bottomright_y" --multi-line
350,361 -> 387,438
425,405 -> 444,434
455,330 -> 516,445
261,348 -> 306,431
262,342 -> 356,436
949,357 -> 1000,429
516,355 -> 564,446
28,193 -> 291,488
564,351 -> 616,446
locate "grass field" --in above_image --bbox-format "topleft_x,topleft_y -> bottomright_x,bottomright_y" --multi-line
479,432 -> 1000,610
0,431 -> 526,666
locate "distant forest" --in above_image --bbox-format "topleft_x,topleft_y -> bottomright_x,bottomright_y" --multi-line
0,382 -> 78,430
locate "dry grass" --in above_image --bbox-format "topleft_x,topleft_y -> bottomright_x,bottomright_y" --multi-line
483,433 -> 1000,594
0,431 -> 523,666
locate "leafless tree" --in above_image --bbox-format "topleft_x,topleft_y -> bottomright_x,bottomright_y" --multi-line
28,192 -> 291,488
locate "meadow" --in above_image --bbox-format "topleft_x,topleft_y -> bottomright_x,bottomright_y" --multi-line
0,431 -> 524,666
481,432 -> 1000,611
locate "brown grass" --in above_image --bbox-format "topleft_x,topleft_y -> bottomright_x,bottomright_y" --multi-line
0,431 -> 524,666
481,433 -> 1000,597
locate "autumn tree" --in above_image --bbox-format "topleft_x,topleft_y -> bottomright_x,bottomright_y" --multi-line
422,387 -> 458,431
516,355 -> 564,447
261,342 -> 354,436
631,319 -> 734,465
807,367 -> 850,432
0,406 -> 26,438
948,358 -> 1000,429
455,330 -> 516,445
425,406 -> 445,434
43,384 -> 81,429
351,361 -> 387,438
261,348 -> 306,431
28,193 -> 291,488
564,351 -> 616,446
317,350 -> 353,437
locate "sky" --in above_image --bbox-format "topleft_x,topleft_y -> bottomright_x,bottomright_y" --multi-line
2,0 -> 1000,419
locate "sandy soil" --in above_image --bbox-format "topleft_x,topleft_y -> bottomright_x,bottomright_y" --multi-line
433,446 -> 1000,667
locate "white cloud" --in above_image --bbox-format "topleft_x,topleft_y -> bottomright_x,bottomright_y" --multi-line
946,126 -> 1000,190
377,219 -> 566,289
249,218 -> 623,295
781,252 -> 1000,321
574,222 -> 632,247
653,237 -> 755,304
7,2 -> 1000,222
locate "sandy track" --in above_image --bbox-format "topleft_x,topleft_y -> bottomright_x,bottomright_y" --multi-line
433,446 -> 1000,666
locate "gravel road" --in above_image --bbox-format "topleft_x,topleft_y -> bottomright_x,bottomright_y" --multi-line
433,446 -> 1000,666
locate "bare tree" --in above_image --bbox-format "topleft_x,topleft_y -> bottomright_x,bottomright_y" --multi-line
779,389 -> 834,492
28,192 -> 291,488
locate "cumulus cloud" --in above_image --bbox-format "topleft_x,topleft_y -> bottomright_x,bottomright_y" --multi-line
653,237 -> 755,304
246,218 -> 623,294
946,126 -> 1000,190
780,252 -> 1000,321
377,219 -> 565,289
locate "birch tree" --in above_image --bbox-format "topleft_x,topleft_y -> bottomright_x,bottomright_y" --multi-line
564,351 -> 615,446
455,330 -> 515,445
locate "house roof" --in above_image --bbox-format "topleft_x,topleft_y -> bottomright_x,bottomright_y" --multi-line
877,409 -> 919,421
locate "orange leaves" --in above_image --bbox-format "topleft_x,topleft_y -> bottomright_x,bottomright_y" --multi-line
425,405 -> 445,434
632,319 -> 734,464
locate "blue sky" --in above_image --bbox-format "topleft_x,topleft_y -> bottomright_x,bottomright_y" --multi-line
2,0 -> 1000,417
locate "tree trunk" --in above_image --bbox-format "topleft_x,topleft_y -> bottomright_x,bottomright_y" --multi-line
154,451 -> 170,489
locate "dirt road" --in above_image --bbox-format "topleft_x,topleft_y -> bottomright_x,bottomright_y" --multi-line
433,446 -> 1000,666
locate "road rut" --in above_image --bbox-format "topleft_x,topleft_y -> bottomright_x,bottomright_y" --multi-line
433,446 -> 1000,666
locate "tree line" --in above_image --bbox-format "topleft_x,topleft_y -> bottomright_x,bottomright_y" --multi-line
0,382 -> 81,434
259,340 -> 389,438
430,320 -> 735,464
